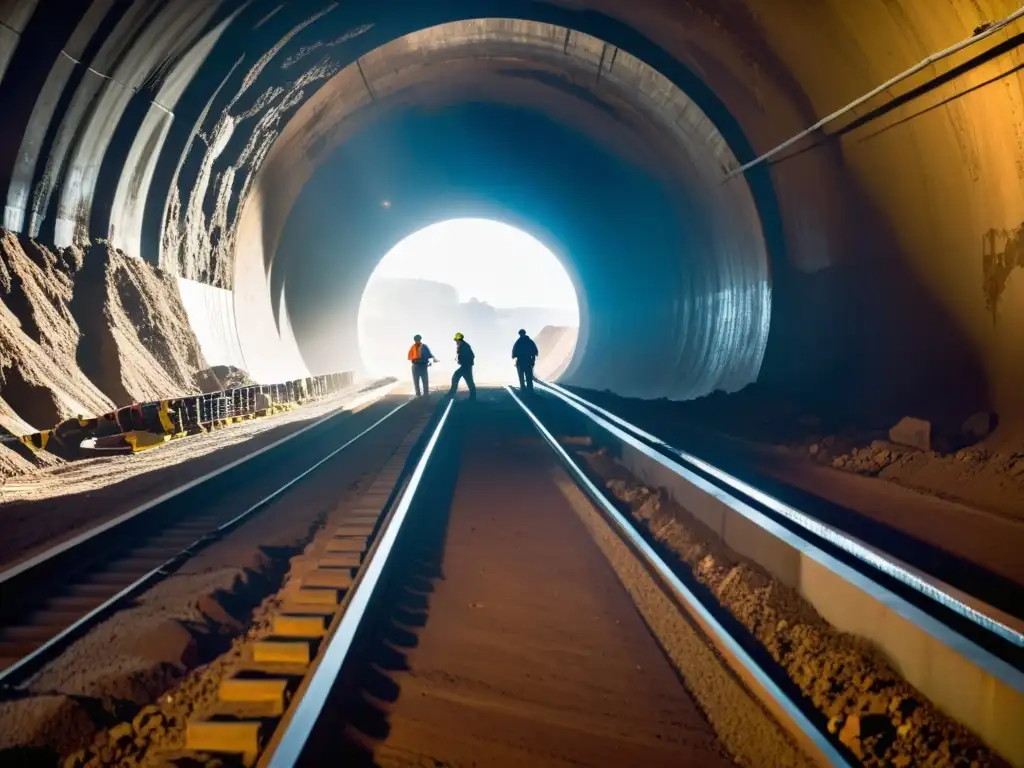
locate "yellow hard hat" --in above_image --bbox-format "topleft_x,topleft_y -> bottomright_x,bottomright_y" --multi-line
453,332 -> 464,341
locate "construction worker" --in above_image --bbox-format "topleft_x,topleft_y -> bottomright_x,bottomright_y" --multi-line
408,334 -> 436,397
448,332 -> 477,400
512,328 -> 539,392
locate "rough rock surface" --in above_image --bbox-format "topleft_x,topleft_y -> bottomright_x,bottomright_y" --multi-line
0,402 -> 42,476
0,231 -> 115,431
74,240 -> 211,406
0,229 -> 232,479
580,449 -> 1003,768
197,364 -> 253,393
0,231 -> 116,475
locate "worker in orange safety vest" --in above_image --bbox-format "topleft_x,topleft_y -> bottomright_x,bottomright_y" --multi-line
407,334 -> 437,397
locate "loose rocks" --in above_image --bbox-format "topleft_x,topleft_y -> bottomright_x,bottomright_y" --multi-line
889,417 -> 932,452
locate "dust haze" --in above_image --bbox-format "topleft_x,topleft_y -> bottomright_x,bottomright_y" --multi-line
358,277 -> 578,384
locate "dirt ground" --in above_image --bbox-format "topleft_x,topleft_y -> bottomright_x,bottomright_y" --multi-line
577,448 -> 1005,768
0,381 -> 396,571
0,398 -> 426,766
356,396 -> 738,768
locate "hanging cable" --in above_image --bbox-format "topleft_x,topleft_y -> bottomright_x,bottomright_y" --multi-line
724,5 -> 1024,180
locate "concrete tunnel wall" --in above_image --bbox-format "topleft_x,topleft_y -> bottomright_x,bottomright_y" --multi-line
236,19 -> 769,393
0,0 -> 1021,425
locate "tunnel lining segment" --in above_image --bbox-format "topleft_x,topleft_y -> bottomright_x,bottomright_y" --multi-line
230,18 -> 770,394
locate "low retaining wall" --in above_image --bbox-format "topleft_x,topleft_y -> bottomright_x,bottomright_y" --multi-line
586,421 -> 1024,766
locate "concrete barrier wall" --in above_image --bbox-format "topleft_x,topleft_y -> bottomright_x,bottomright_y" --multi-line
607,434 -> 1024,766
176,277 -> 247,370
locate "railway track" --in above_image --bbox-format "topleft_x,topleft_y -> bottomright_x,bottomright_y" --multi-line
0,390 -> 418,685
123,387 -> 1014,767
535,380 -> 1024,659
3,386 -> 1022,766
537,381 -> 1024,646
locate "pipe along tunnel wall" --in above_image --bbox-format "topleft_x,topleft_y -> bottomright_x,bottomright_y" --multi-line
0,1 -> 1022,437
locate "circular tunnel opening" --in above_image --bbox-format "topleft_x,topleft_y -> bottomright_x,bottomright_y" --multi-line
248,18 -> 771,402
357,217 -> 580,386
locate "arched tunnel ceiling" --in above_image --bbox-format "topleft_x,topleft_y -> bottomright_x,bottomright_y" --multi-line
1,0 -> 1022,423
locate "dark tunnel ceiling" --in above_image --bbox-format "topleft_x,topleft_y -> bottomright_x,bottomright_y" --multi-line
1,0 -> 1022,421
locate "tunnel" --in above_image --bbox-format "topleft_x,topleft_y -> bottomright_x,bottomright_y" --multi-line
2,0 -> 1023,429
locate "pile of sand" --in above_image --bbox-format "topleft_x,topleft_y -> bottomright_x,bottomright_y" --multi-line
0,230 -> 245,479
0,232 -> 116,429
74,241 -> 212,405
0,232 -> 118,475
0,403 -> 38,476
197,364 -> 253,393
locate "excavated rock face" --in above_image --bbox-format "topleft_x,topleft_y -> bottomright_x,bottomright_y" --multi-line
0,230 -> 233,477
74,241 -> 212,406
199,365 -> 254,392
0,231 -> 115,431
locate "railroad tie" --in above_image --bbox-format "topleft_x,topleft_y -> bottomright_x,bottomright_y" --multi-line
283,586 -> 341,606
343,509 -> 382,521
318,552 -> 362,568
185,721 -> 261,766
299,568 -> 353,590
326,537 -> 368,553
334,523 -> 375,537
272,614 -> 328,637
218,678 -> 290,717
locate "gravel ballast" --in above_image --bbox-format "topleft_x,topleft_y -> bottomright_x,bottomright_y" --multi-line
579,448 -> 1006,767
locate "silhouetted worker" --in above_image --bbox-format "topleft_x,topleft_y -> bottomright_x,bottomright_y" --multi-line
512,328 -> 539,392
407,334 -> 436,397
448,332 -> 477,400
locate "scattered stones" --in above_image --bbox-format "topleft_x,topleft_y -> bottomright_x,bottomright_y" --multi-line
962,412 -> 995,443
889,417 -> 932,452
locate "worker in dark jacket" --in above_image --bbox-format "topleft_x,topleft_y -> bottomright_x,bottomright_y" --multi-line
448,332 -> 477,399
512,328 -> 539,392
407,334 -> 436,397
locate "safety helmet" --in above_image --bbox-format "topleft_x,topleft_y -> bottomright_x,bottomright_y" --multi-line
413,334 -> 422,342
453,332 -> 464,341
518,328 -> 526,336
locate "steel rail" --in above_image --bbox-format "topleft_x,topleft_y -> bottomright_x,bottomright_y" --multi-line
506,385 -> 854,766
263,398 -> 454,768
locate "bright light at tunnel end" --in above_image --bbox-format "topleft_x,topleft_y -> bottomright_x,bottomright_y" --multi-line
357,218 -> 580,386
